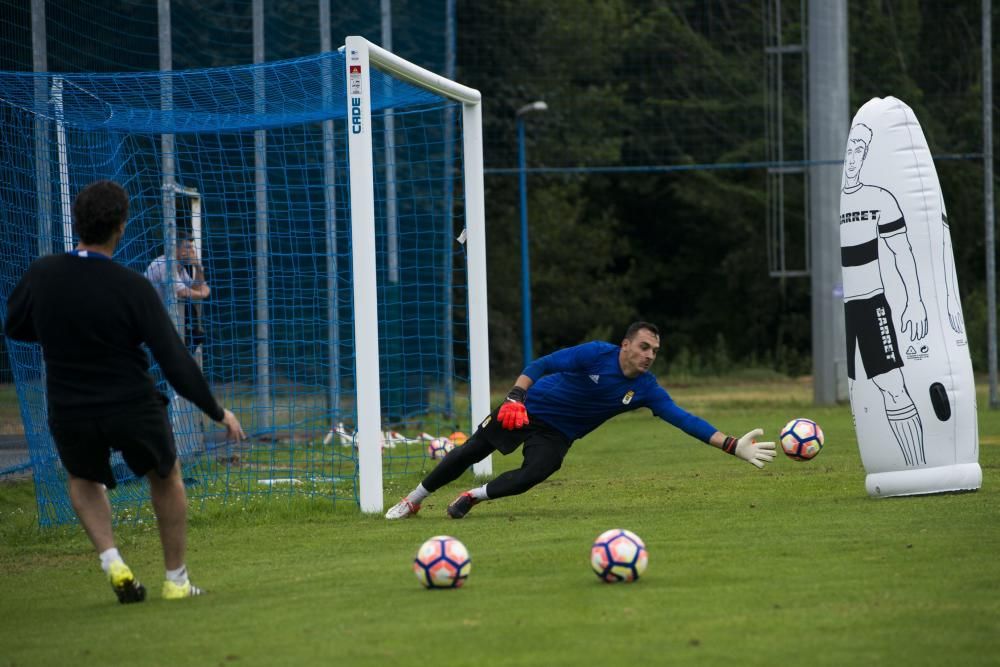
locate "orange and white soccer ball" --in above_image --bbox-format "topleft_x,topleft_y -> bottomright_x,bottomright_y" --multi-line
426,438 -> 454,460
413,535 -> 470,589
590,528 -> 648,583
780,418 -> 825,461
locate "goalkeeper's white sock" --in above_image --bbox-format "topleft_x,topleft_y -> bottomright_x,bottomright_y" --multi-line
99,547 -> 123,573
406,484 -> 430,505
166,565 -> 189,585
468,485 -> 489,501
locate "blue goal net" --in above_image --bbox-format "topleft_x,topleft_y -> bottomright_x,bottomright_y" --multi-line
0,48 -> 476,525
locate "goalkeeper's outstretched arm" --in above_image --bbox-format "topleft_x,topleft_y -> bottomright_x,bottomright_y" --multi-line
647,389 -> 775,469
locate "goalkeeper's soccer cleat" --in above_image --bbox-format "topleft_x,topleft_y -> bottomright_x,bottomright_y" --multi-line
108,561 -> 146,604
162,579 -> 205,600
385,497 -> 421,520
446,492 -> 479,519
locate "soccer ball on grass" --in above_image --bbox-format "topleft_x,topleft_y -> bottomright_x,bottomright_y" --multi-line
779,418 -> 824,461
413,535 -> 470,589
426,437 -> 454,460
590,528 -> 648,583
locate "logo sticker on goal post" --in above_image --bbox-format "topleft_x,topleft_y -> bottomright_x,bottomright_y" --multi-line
349,66 -> 362,97
349,60 -> 363,133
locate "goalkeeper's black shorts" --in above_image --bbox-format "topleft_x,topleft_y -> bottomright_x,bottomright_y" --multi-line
474,408 -> 571,455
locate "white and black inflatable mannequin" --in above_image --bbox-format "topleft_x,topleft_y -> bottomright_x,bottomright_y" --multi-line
840,96 -> 981,497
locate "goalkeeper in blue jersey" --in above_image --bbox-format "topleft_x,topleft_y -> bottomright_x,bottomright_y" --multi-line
386,321 -> 776,520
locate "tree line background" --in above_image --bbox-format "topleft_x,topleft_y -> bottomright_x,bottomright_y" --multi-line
459,0 -> 995,377
0,0 -> 995,381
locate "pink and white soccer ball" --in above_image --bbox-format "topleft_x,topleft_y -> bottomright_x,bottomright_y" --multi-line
426,437 -> 454,460
413,535 -> 470,589
780,417 -> 825,461
590,528 -> 648,583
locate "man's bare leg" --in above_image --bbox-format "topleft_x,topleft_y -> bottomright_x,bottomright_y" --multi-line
68,474 -> 115,553
69,474 -> 146,603
147,460 -> 187,570
148,460 -> 203,598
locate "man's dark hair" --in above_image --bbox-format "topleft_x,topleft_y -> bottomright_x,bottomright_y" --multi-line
624,321 -> 659,341
72,180 -> 129,245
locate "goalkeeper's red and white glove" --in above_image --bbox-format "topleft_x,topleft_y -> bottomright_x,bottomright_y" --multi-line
497,386 -> 529,430
721,428 -> 776,469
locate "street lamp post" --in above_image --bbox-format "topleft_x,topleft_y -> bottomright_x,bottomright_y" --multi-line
516,100 -> 547,367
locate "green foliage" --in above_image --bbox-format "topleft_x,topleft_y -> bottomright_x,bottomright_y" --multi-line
961,285 -> 1000,372
1,378 -> 998,666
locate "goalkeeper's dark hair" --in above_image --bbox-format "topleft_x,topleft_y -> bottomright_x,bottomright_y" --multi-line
624,321 -> 659,341
72,180 -> 129,245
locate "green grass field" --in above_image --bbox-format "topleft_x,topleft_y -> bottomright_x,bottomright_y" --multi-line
1,377 -> 998,666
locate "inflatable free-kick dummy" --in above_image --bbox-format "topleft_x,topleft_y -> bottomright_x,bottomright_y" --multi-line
839,96 -> 980,497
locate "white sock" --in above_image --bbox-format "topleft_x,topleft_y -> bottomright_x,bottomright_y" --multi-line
166,565 -> 189,585
469,484 -> 489,501
406,484 -> 430,504
99,548 -> 123,573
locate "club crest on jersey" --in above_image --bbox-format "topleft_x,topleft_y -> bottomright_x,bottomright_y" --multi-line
480,416 -> 491,429
622,390 -> 635,405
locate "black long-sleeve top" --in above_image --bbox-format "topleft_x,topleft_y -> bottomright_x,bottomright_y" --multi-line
4,252 -> 225,422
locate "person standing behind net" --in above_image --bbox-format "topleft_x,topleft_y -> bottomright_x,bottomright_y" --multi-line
386,322 -> 776,520
4,180 -> 245,603
144,230 -> 209,352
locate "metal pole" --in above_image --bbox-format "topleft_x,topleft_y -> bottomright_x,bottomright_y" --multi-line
188,189 -> 204,371
381,0 -> 398,284
158,0 -> 179,330
319,0 -> 340,422
31,0 -> 51,258
984,0 -> 997,408
159,0 -> 202,455
253,0 -> 272,429
807,0 -> 849,404
51,79 -> 72,253
517,116 -> 533,367
514,101 -> 547,368
443,0 -> 457,418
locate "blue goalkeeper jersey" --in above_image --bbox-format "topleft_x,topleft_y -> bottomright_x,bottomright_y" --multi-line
520,341 -> 718,443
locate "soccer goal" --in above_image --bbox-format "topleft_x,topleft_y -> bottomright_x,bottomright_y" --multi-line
0,36 -> 491,524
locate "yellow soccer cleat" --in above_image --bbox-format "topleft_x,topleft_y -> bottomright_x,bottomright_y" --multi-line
162,579 -> 205,600
108,561 -> 146,604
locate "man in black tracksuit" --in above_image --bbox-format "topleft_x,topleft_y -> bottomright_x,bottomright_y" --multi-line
5,180 -> 245,603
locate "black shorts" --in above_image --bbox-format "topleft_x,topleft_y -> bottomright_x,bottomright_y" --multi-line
48,397 -> 177,489
474,409 -> 571,455
845,293 -> 904,380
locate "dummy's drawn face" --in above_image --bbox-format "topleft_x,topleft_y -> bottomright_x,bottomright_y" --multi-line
844,124 -> 872,183
844,138 -> 868,181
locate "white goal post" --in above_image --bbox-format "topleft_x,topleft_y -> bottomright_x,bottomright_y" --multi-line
344,36 -> 491,513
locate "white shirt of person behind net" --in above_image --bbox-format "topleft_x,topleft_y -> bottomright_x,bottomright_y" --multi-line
144,255 -> 194,304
